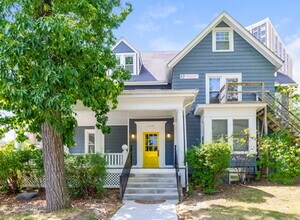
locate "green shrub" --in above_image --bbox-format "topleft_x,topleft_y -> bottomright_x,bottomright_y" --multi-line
0,142 -> 43,193
186,140 -> 231,194
258,130 -> 300,185
65,153 -> 107,198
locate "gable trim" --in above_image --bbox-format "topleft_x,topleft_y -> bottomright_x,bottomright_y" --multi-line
167,11 -> 283,71
112,37 -> 139,54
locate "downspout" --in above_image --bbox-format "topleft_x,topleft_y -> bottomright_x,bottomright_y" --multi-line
183,98 -> 196,192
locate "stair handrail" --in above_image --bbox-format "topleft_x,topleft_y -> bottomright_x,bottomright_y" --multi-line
119,145 -> 132,200
265,92 -> 300,124
257,91 -> 300,134
174,145 -> 182,201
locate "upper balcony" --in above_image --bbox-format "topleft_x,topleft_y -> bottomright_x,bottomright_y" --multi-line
216,82 -> 266,104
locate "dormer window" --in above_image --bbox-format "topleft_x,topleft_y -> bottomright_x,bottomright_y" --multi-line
116,53 -> 137,75
212,28 -> 234,52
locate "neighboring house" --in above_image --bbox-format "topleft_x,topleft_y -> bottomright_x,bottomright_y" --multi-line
246,18 -> 293,78
72,12 -> 299,200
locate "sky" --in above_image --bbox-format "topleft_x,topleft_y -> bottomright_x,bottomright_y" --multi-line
114,0 -> 300,84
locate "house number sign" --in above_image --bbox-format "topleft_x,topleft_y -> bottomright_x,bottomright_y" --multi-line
180,74 -> 199,79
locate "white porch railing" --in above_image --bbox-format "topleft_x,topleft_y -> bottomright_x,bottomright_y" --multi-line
105,144 -> 129,168
105,153 -> 123,167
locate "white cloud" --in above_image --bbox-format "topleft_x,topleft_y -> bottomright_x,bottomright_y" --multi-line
275,17 -> 291,29
174,19 -> 184,25
148,4 -> 178,19
286,36 -> 300,92
135,21 -> 159,33
149,37 -> 184,51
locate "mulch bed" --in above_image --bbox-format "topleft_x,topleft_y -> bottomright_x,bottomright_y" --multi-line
0,189 -> 122,219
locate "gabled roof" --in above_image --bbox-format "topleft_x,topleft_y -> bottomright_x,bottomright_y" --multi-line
112,37 -> 140,54
167,11 -> 283,71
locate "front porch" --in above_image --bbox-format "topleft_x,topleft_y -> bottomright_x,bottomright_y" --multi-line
73,89 -> 198,188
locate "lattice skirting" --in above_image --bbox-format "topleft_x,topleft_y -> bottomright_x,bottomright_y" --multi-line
21,169 -> 122,189
104,168 -> 122,188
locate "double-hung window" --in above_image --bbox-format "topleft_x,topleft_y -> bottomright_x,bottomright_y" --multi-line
212,119 -> 228,141
209,77 -> 221,103
85,129 -> 95,154
114,53 -> 136,75
212,28 -> 234,52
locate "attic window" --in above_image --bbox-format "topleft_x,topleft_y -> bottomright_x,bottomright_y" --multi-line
115,53 -> 137,75
212,28 -> 234,52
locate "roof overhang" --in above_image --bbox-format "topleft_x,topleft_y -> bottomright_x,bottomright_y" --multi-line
167,11 -> 283,71
74,89 -> 199,111
194,103 -> 267,116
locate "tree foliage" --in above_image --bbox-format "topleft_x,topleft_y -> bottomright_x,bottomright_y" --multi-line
258,130 -> 300,185
0,0 -> 131,211
0,0 -> 132,144
0,141 -> 43,194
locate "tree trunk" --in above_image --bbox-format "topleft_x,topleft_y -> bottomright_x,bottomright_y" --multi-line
42,122 -> 71,211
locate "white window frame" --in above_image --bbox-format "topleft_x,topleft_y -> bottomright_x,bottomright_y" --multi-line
115,53 -> 137,75
209,117 -> 255,154
205,73 -> 242,104
85,129 -> 96,154
212,28 -> 234,52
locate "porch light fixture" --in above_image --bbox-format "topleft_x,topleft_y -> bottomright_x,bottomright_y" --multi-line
131,133 -> 135,139
167,133 -> 171,138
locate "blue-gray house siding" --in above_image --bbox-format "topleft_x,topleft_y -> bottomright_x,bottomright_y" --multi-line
113,41 -> 134,53
172,29 -> 275,149
105,126 -> 128,153
70,126 -> 94,154
71,125 -> 128,154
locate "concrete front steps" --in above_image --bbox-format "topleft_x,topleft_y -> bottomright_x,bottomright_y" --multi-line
123,168 -> 179,201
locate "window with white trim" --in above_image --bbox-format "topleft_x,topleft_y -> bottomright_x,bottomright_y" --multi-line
232,119 -> 249,151
115,53 -> 136,75
212,119 -> 228,140
206,73 -> 242,104
85,129 -> 95,154
210,118 -> 251,153
212,28 -> 234,52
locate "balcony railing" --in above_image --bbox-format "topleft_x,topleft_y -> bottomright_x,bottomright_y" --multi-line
219,82 -> 265,103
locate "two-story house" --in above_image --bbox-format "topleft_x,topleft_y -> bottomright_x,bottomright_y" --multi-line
71,12 -> 298,201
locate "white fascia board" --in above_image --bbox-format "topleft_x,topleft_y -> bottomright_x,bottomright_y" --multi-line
121,89 -> 199,98
124,81 -> 168,86
167,11 -> 283,71
194,103 -> 267,116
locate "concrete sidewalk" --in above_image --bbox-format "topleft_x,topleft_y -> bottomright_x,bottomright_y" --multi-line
111,200 -> 178,220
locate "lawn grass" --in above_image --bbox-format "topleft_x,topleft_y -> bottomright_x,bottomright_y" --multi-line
0,208 -> 98,220
177,182 -> 300,220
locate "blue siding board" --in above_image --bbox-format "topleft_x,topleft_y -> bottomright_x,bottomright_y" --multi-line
113,41 -> 134,53
105,126 -> 128,153
172,30 -> 276,149
70,126 -> 94,154
217,21 -> 229,27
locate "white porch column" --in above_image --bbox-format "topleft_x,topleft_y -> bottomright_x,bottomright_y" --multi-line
95,127 -> 104,153
176,108 -> 185,167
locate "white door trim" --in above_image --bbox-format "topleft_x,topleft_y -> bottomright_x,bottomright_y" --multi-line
135,121 -> 166,167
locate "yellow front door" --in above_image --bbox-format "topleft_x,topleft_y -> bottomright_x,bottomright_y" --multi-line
143,132 -> 159,168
